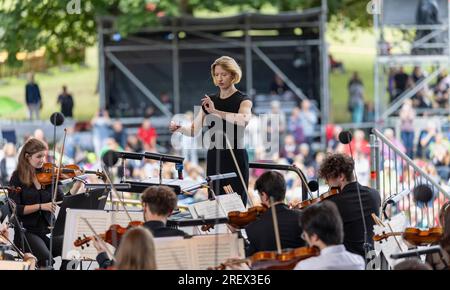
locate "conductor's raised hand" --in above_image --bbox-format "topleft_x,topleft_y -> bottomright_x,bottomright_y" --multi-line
201,94 -> 215,114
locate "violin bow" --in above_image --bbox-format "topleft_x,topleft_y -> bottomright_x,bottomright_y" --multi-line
51,128 -> 67,205
80,217 -> 116,261
223,132 -> 253,207
101,165 -> 133,222
0,231 -> 25,259
270,197 -> 282,255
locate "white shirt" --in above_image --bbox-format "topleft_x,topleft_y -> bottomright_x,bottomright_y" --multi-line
294,245 -> 365,270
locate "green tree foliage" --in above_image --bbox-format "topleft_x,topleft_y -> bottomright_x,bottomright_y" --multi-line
0,0 -> 371,66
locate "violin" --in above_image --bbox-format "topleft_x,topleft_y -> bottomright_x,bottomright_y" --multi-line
36,162 -> 106,186
228,205 -> 268,229
373,227 -> 443,246
291,186 -> 341,210
201,204 -> 268,232
74,221 -> 144,248
211,246 -> 320,270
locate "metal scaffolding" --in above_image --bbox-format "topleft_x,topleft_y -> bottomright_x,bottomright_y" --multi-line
373,0 -> 450,125
97,3 -> 329,145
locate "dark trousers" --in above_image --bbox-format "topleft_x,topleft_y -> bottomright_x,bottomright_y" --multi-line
14,231 -> 63,268
401,131 -> 414,159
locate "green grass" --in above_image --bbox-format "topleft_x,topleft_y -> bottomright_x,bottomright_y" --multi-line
0,96 -> 23,116
0,46 -> 99,121
0,30 -> 377,123
328,29 -> 376,123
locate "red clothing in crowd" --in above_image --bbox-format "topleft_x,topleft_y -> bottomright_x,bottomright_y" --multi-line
138,127 -> 157,146
344,139 -> 370,157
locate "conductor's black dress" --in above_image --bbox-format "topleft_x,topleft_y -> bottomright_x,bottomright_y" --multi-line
203,91 -> 251,205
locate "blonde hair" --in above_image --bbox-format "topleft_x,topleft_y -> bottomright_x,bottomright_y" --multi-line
210,56 -> 242,85
115,227 -> 157,270
17,138 -> 48,187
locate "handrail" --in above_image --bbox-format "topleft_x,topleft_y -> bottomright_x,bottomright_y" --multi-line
372,128 -> 449,198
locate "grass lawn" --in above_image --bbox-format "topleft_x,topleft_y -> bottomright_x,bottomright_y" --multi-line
328,29 -> 376,123
0,96 -> 23,116
0,47 -> 99,121
0,30 -> 377,123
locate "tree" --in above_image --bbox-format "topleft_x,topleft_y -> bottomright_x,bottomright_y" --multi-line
0,0 -> 371,67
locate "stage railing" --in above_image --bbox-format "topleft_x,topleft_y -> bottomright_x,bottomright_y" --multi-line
370,129 -> 450,227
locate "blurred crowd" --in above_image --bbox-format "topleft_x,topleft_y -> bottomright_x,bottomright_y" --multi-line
1,111 -> 449,208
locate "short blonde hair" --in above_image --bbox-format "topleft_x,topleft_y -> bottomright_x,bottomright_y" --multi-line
211,56 -> 242,85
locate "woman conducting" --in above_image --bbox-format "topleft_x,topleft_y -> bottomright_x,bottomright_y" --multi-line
170,56 -> 253,205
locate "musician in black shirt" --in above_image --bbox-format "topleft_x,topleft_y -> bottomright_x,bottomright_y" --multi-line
95,186 -> 187,268
8,138 -> 84,268
244,171 -> 305,256
318,153 -> 381,258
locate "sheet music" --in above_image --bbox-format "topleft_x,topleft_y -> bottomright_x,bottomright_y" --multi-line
0,261 -> 30,270
193,200 -> 226,219
373,212 -> 409,269
62,209 -> 144,261
191,234 -> 243,269
154,234 -> 244,270
216,193 -> 246,213
154,237 -> 192,270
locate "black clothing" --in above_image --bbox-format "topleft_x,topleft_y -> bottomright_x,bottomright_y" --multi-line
143,220 -> 188,238
328,182 -> 381,257
270,81 -> 289,95
202,91 -> 251,205
244,204 -> 305,257
96,220 -> 188,269
9,171 -> 64,234
57,94 -> 74,118
393,72 -> 409,102
8,170 -> 65,268
18,232 -> 64,268
25,83 -> 41,104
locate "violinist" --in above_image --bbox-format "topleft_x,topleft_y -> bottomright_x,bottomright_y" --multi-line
318,153 -> 380,257
95,185 -> 187,268
0,224 -> 37,269
295,201 -> 365,270
8,138 -> 85,268
425,201 -> 450,270
114,227 -> 157,270
244,171 -> 305,256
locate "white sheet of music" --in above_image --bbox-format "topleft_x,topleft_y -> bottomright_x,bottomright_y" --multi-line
62,209 -> 143,261
0,261 -> 30,270
193,200 -> 226,219
373,212 -> 409,269
216,193 -> 246,213
154,233 -> 244,270
154,236 -> 192,270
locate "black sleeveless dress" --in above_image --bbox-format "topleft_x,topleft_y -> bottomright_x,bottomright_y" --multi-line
202,90 -> 251,205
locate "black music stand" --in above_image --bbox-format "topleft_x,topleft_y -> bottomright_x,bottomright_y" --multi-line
53,189 -> 109,236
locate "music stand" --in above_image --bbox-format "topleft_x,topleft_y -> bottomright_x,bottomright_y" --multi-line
53,189 -> 109,236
